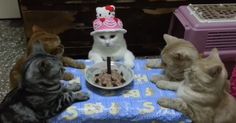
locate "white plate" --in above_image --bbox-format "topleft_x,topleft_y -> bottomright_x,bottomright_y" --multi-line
85,62 -> 134,90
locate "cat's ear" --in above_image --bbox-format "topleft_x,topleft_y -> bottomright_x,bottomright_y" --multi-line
163,34 -> 180,45
207,48 -> 222,62
31,41 -> 46,55
32,25 -> 44,33
208,65 -> 222,78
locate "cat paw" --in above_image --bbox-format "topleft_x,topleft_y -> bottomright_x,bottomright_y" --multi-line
151,75 -> 164,83
146,59 -> 161,68
65,83 -> 81,92
73,91 -> 90,101
66,77 -> 82,91
75,62 -> 86,69
92,57 -> 103,64
156,80 -> 168,89
124,61 -> 134,68
157,98 -> 172,108
63,72 -> 74,81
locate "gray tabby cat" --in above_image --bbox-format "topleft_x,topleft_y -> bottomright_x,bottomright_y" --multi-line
147,34 -> 200,90
0,41 -> 89,123
157,48 -> 236,123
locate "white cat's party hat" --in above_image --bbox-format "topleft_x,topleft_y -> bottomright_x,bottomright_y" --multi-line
90,5 -> 127,35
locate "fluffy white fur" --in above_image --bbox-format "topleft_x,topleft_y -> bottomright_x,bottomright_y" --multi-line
89,31 -> 135,68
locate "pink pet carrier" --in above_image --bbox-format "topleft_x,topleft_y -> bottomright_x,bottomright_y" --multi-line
230,65 -> 236,98
168,3 -> 236,76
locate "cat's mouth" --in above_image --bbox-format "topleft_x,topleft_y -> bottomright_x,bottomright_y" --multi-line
105,43 -> 111,47
46,67 -> 64,79
57,67 -> 65,76
49,69 -> 64,79
168,69 -> 185,77
184,68 -> 195,80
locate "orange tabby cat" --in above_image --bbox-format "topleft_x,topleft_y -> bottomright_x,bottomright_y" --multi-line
9,25 -> 85,89
147,34 -> 200,90
158,48 -> 235,123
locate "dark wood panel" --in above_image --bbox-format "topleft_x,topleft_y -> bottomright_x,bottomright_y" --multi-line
20,0 -> 231,58
20,0 -> 188,10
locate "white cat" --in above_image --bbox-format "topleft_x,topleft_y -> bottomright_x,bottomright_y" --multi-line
89,5 -> 135,68
88,31 -> 135,68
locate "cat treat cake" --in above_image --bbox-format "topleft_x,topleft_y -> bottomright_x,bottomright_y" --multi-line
94,69 -> 126,87
85,60 -> 134,90
93,57 -> 126,87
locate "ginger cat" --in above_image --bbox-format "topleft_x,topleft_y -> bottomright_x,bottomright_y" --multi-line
147,34 -> 200,90
158,48 -> 236,123
9,25 -> 85,89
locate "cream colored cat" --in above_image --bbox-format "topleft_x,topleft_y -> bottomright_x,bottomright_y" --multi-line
147,34 -> 200,90
157,48 -> 236,123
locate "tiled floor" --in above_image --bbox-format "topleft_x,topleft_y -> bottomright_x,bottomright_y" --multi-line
0,20 -> 26,102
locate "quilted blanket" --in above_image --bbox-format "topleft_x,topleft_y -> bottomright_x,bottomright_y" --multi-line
50,59 -> 191,123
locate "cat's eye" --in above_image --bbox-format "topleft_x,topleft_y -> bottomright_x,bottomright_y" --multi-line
110,35 -> 115,38
99,36 -> 105,39
99,14 -> 101,16
109,12 -> 111,15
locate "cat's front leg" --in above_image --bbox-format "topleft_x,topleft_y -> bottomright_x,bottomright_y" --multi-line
146,59 -> 163,68
88,51 -> 103,63
123,50 -> 135,68
158,98 -> 194,120
60,91 -> 89,106
47,92 -> 89,118
62,56 -> 85,69
62,78 -> 82,92
151,75 -> 169,85
155,80 -> 180,91
63,72 -> 74,81
72,91 -> 90,102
